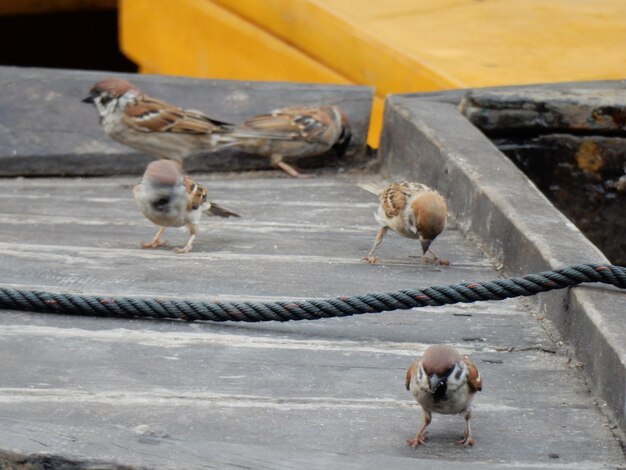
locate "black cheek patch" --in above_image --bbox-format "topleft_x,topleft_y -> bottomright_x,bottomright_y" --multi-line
152,197 -> 171,211
433,380 -> 448,402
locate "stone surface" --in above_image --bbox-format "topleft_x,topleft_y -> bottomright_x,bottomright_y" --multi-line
457,83 -> 626,265
0,66 -> 372,176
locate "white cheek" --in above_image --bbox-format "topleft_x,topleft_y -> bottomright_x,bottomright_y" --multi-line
104,99 -> 120,117
94,98 -> 107,116
446,364 -> 468,392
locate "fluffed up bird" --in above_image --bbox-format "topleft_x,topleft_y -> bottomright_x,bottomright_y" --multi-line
234,105 -> 352,178
358,181 -> 449,265
133,160 -> 240,254
405,345 -> 482,447
82,78 -> 241,163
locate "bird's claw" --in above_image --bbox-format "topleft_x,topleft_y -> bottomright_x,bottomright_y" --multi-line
455,434 -> 475,447
420,255 -> 451,266
407,434 -> 427,448
141,239 -> 166,249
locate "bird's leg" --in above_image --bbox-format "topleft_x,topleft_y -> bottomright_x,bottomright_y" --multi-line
407,410 -> 431,448
271,154 -> 309,178
362,227 -> 387,264
455,409 -> 475,447
141,227 -> 166,249
173,224 -> 198,254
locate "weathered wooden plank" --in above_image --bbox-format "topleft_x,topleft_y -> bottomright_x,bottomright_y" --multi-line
0,175 -> 494,306
0,248 -> 493,299
0,172 -> 623,468
0,322 -> 620,469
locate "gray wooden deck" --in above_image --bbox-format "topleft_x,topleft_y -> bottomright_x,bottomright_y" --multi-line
0,172 -> 623,469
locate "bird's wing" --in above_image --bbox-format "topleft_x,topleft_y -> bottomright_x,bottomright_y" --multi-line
357,181 -> 387,195
381,183 -> 411,219
182,176 -> 208,211
405,359 -> 420,391
242,106 -> 336,143
122,96 -> 233,135
464,356 -> 482,392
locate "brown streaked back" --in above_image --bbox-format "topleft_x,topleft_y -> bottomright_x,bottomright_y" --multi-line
183,176 -> 208,211
123,97 -> 232,135
380,183 -> 410,218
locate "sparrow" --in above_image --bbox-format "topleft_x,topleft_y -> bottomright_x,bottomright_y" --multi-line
405,345 -> 482,447
82,79 -> 350,176
133,160 -> 240,253
82,78 -> 252,163
234,105 -> 352,178
358,182 -> 448,265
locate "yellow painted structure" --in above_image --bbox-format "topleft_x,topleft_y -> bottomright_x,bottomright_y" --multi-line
120,0 -> 626,146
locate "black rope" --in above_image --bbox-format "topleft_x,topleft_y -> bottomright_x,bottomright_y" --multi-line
0,264 -> 624,323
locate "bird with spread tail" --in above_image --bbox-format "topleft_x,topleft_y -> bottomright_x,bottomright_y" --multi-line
358,181 -> 449,265
133,160 -> 239,254
405,345 -> 482,447
82,79 -> 351,177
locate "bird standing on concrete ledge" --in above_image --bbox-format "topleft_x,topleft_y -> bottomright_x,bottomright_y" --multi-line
133,160 -> 239,254
82,78 -> 240,163
234,105 -> 352,178
359,181 -> 448,265
405,344 -> 482,447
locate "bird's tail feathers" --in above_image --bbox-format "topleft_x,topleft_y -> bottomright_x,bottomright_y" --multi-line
357,181 -> 386,195
211,130 -> 297,149
232,129 -> 298,141
206,202 -> 241,218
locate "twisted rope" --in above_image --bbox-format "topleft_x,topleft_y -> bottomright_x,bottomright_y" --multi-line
1,264 -> 624,323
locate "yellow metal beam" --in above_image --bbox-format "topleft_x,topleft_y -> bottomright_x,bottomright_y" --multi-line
120,0 -> 350,84
213,0 -> 626,89
121,0 -> 626,146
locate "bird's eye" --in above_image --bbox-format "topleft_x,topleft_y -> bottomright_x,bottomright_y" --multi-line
100,95 -> 113,106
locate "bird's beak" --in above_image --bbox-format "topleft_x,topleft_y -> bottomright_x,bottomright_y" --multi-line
81,95 -> 94,104
420,238 -> 432,255
332,126 -> 352,156
429,374 -> 441,392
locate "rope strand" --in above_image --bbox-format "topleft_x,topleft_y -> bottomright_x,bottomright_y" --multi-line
0,264 -> 624,323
